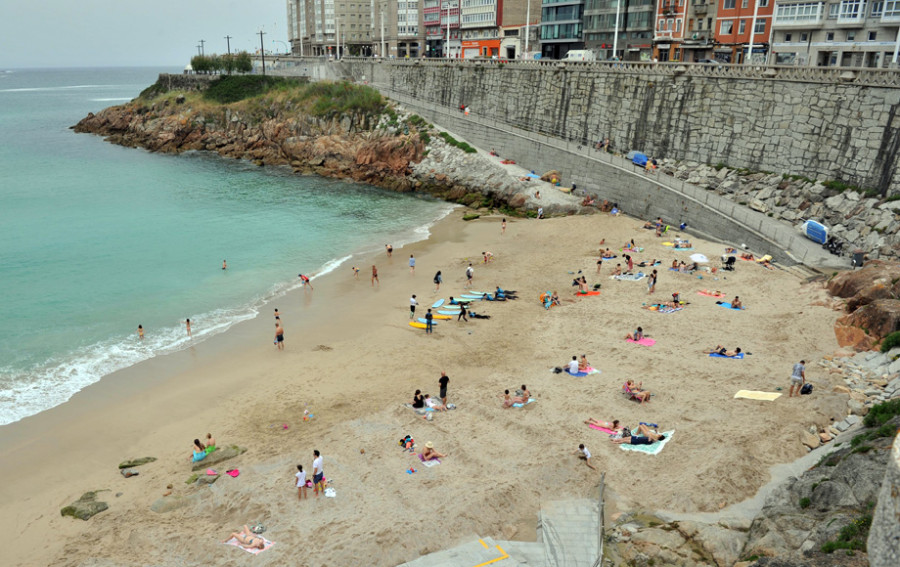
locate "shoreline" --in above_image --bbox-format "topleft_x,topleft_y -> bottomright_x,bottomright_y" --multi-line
0,207 -> 848,566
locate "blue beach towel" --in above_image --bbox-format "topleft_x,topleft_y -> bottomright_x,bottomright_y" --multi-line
512,399 -> 536,408
709,352 -> 744,359
717,302 -> 745,310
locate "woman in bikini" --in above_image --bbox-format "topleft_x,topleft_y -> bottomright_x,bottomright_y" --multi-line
226,526 -> 266,550
578,354 -> 590,371
422,442 -> 447,461
585,418 -> 623,432
624,380 -> 651,403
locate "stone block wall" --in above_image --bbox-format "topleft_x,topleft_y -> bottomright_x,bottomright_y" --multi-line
321,60 -> 900,196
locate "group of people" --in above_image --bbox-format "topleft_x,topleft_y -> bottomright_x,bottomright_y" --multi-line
411,372 -> 451,412
501,384 -> 532,407
190,433 -> 216,463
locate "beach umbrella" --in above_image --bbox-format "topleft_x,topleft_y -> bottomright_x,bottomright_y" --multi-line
690,253 -> 709,263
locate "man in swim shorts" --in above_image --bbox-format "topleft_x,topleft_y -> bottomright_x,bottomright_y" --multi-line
275,322 -> 285,350
465,264 -> 474,288
409,294 -> 418,319
312,449 -> 324,496
385,244 -> 393,257
439,371 -> 449,405
789,360 -> 806,397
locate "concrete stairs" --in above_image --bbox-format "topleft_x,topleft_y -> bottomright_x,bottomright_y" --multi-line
395,499 -> 601,567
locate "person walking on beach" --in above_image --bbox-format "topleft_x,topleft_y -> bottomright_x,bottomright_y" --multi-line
465,264 -> 474,288
425,309 -> 434,334
371,265 -> 379,286
501,218 -> 507,235
410,294 -> 418,319
312,450 -> 324,496
222,259 -> 227,270
184,318 -> 192,338
409,254 -> 416,274
439,371 -> 450,405
385,244 -> 393,258
433,270 -> 442,292
298,273 -> 313,290
138,325 -> 144,340
275,321 -> 285,350
295,465 -> 308,500
457,303 -> 468,322
274,308 -> 280,320
789,360 -> 806,397
575,444 -> 597,470
648,269 -> 657,294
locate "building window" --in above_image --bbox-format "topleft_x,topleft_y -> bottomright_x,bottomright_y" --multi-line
720,20 -> 733,34
847,31 -> 856,40
828,2 -> 839,17
826,31 -> 834,40
724,0 -> 735,8
658,18 -> 665,31
872,1 -> 884,15
739,19 -> 746,33
800,32 -> 808,41
759,0 -> 768,5
676,18 -> 682,32
785,33 -> 792,41
754,20 -> 765,33
885,0 -> 900,17
742,0 -> 748,6
839,0 -> 864,19
869,31 -> 877,40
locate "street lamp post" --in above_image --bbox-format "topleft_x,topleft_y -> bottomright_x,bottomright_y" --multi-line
445,1 -> 451,59
613,0 -> 621,60
747,0 -> 761,64
258,30 -> 267,75
524,0 -> 531,58
199,39 -> 206,56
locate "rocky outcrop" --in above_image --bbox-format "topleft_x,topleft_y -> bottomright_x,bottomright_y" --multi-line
825,261 -> 900,349
660,160 -> 900,261
190,445 -> 246,471
868,431 -> 900,567
60,491 -> 109,521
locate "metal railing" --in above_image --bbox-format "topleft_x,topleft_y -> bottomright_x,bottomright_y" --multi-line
591,472 -> 606,567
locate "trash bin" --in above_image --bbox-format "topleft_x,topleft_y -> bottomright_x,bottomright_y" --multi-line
852,249 -> 865,268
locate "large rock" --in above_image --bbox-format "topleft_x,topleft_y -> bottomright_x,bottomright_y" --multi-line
60,491 -> 109,520
833,322 -> 876,350
839,299 -> 900,342
868,432 -> 900,567
827,261 -> 900,302
190,445 -> 246,471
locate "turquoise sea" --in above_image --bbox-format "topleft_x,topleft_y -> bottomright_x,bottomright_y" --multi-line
0,67 -> 453,426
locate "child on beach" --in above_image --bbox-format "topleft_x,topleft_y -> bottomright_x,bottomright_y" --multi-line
138,325 -> 143,340
295,465 -> 307,500
575,444 -> 596,470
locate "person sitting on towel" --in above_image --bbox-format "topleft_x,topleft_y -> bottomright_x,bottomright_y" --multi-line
424,394 -> 447,412
518,384 -> 531,403
624,380 -> 651,403
731,296 -> 743,309
412,389 -> 425,409
578,354 -> 591,372
625,327 -> 644,341
502,389 -> 525,408
421,442 -> 447,461
611,424 -> 666,445
567,356 -> 580,375
191,439 -> 208,463
612,264 -> 622,276
551,291 -> 561,306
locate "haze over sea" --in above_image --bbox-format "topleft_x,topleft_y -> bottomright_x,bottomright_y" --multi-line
0,67 -> 453,426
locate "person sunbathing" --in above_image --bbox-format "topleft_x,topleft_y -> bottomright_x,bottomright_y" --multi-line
643,221 -> 655,229
731,296 -> 743,309
624,380 -> 651,403
624,239 -> 637,251
424,394 -> 447,411
502,389 -> 524,408
551,291 -> 561,306
741,252 -> 754,260
421,442 -> 446,461
705,345 -> 742,357
612,264 -> 623,276
226,526 -> 266,550
585,418 -> 623,432
674,240 -> 691,249
602,248 -> 615,258
611,424 -> 666,445
191,439 -> 207,462
638,259 -> 659,267
625,327 -> 644,341
578,354 -> 590,371
671,259 -> 678,269
725,247 -> 737,254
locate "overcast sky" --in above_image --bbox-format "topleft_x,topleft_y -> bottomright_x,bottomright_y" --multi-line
0,0 -> 288,69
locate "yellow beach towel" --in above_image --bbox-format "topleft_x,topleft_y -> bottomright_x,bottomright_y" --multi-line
734,390 -> 782,401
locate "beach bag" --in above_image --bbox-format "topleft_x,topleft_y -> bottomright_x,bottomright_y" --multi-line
553,367 -> 563,374
800,383 -> 813,395
621,427 -> 632,438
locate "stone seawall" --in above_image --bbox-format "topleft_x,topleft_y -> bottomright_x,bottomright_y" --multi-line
270,58 -> 900,197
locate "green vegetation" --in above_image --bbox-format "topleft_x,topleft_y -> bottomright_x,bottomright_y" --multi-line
203,75 -> 289,104
139,82 -> 168,100
879,331 -> 900,353
419,131 -> 431,145
820,514 -> 872,554
863,398 -> 900,427
407,114 -> 426,127
185,473 -> 199,484
190,52 -> 252,75
799,497 -> 811,509
439,131 -> 477,153
713,162 -> 726,171
300,82 -> 386,127
462,214 -> 480,221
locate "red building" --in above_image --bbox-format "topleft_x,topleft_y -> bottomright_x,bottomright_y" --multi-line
713,0 -> 774,63
653,0 -> 691,61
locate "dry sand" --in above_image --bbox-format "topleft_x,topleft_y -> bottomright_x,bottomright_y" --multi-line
0,208 -> 848,567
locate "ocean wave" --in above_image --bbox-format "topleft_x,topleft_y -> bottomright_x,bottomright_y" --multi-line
90,97 -> 133,102
0,84 -> 121,93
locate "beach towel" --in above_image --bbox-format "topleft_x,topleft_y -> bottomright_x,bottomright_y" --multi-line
601,255 -> 617,260
576,290 -> 601,296
620,247 -> 644,253
226,469 -> 240,478
655,306 -> 683,314
717,302 -> 745,310
224,537 -> 275,555
709,352 -> 744,359
626,338 -> 656,346
512,399 -> 536,408
734,390 -> 782,401
567,367 -> 601,377
619,430 -> 675,455
668,268 -> 694,274
697,291 -> 725,298
422,459 -> 440,467
588,423 -> 619,435
611,273 -> 645,281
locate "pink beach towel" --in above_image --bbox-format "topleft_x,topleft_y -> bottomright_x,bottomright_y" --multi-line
226,469 -> 240,478
206,469 -> 218,476
697,291 -> 725,298
224,536 -> 274,554
588,423 -> 618,435
418,453 -> 441,464
626,338 -> 656,346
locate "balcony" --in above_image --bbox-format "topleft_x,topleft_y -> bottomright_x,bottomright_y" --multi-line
883,11 -> 900,22
693,4 -> 707,14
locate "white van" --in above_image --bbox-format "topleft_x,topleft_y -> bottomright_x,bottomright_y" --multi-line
564,50 -> 596,62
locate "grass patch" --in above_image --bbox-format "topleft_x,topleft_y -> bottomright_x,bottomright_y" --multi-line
185,473 -> 199,484
203,75 -> 288,104
462,214 -> 480,221
419,131 -> 431,145
713,162 -> 726,171
407,114 -> 426,127
799,497 -> 811,509
139,81 -> 169,100
880,331 -> 900,353
863,399 -> 900,427
439,131 -> 477,153
885,193 -> 900,202
820,514 -> 871,554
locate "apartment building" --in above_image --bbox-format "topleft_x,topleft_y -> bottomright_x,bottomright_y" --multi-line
459,0 -> 529,58
425,0 -> 462,57
770,1 -> 900,66
651,0 -> 719,61
541,0 -> 586,58
584,0 -> 656,60
712,0 -> 774,62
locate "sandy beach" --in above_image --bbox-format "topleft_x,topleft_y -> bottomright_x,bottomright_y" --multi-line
0,207 -> 848,567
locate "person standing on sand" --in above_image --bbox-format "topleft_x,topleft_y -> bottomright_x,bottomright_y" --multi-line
789,360 -> 806,397
410,294 -> 418,319
385,244 -> 393,258
501,218 -> 507,235
434,270 -> 442,292
648,269 -> 657,294
409,254 -> 416,274
274,309 -> 280,320
138,325 -> 144,340
298,273 -> 313,290
184,318 -> 192,338
457,304 -> 468,322
222,260 -> 227,270
371,265 -> 379,286
465,264 -> 474,288
425,308 -> 434,334
439,371 -> 450,405
295,465 -> 307,500
275,321 -> 285,350
575,444 -> 597,470
312,450 -> 324,496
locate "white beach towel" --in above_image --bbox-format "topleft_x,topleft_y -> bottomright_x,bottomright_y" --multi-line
224,537 -> 275,555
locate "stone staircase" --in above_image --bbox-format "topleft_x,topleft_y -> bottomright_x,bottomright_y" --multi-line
396,499 -> 601,567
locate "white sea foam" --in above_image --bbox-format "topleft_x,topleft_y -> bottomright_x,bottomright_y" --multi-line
89,97 -> 133,102
0,84 -> 120,93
